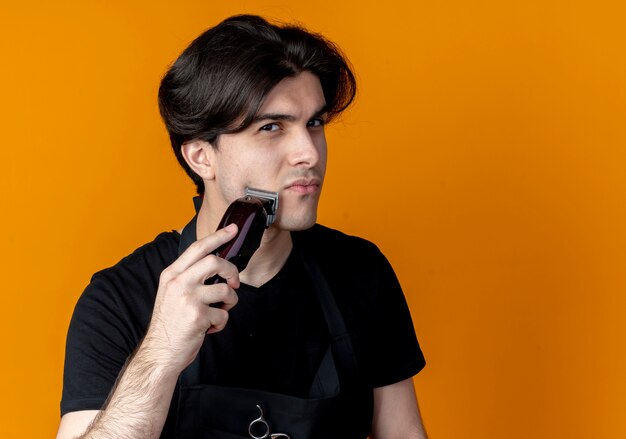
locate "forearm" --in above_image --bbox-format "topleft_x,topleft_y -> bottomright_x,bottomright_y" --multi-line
371,408 -> 428,439
79,339 -> 179,439
371,379 -> 428,439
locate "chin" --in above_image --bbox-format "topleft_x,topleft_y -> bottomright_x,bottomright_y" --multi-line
273,213 -> 317,232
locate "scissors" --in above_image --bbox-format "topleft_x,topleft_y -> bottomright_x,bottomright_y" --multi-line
248,405 -> 291,439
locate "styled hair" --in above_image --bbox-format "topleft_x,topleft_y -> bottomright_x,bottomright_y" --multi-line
158,14 -> 357,194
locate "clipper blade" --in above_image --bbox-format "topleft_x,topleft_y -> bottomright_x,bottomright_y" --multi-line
244,187 -> 279,226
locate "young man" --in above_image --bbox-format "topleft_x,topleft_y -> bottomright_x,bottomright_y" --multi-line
57,15 -> 427,439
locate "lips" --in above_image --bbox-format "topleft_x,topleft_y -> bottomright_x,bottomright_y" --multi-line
285,178 -> 321,195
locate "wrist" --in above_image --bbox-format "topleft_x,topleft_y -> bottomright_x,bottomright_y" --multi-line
135,331 -> 188,379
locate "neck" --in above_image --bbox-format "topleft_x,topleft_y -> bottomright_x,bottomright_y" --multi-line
195,193 -> 293,288
240,227 -> 292,287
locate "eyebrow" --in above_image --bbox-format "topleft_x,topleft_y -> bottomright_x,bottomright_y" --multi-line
252,104 -> 328,124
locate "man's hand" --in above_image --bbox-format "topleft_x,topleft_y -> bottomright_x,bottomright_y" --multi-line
57,224 -> 241,439
144,223 -> 241,374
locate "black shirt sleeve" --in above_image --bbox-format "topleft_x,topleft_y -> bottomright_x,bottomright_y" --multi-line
60,232 -> 177,416
362,246 -> 425,387
298,226 -> 426,389
61,274 -> 135,415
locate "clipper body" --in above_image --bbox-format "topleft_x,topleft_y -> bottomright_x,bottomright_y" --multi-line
207,188 -> 278,285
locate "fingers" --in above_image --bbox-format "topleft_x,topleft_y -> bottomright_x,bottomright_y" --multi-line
205,307 -> 230,335
152,224 -> 242,344
197,283 -> 239,311
192,284 -> 237,335
169,224 -> 239,275
185,254 -> 241,290
160,224 -> 241,290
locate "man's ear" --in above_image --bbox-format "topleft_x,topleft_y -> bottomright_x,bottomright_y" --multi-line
181,140 -> 215,180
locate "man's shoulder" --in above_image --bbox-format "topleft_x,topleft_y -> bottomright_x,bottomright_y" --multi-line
293,224 -> 385,272
69,231 -> 180,352
90,231 -> 180,285
294,223 -> 381,254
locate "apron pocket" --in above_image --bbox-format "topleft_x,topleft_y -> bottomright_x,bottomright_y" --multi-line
176,384 -> 341,438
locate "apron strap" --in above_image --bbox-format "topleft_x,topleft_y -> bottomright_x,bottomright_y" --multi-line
178,215 -> 197,255
178,196 -> 203,255
297,247 -> 349,339
295,237 -> 364,390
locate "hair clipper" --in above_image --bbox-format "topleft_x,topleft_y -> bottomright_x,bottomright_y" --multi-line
206,188 -> 279,285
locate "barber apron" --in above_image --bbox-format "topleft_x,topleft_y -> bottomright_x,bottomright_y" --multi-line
171,200 -> 373,438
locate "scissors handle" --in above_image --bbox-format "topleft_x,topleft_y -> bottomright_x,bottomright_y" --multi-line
249,405 -> 271,439
248,405 -> 291,439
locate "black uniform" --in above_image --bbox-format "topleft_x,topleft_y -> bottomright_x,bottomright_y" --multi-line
62,221 -> 425,438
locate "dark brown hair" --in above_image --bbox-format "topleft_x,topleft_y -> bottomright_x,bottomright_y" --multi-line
158,14 -> 357,194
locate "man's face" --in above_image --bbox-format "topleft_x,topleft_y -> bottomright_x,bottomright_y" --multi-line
206,71 -> 328,231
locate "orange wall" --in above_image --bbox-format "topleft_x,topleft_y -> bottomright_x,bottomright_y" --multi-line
2,1 -> 625,437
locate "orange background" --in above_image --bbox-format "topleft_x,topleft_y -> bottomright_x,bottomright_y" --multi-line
2,1 -> 625,438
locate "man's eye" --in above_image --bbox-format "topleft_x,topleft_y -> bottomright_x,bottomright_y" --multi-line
260,123 -> 280,132
307,118 -> 325,128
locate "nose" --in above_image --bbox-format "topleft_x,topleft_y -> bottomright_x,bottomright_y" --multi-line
288,127 -> 325,168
